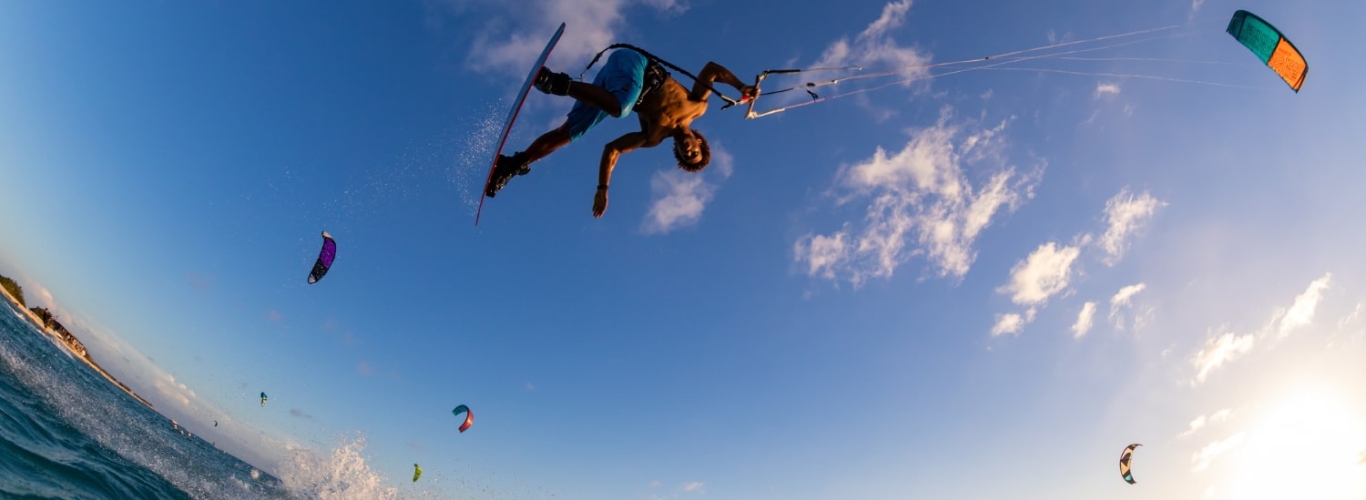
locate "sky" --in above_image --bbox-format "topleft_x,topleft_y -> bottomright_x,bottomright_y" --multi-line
1,0 -> 1364,498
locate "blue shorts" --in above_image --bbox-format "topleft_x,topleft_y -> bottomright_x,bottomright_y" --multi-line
564,49 -> 648,141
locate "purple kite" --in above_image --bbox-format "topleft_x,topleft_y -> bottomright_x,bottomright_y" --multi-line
307,231 -> 336,284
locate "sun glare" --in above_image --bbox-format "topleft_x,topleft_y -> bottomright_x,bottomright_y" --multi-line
1211,385 -> 1366,499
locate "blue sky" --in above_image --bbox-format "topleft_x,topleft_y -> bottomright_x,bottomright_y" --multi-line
2,0 -> 1364,498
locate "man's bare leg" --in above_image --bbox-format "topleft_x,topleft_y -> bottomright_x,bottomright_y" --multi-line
486,124 -> 570,197
522,124 -> 571,164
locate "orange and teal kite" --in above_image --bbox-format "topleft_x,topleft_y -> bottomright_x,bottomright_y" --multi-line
453,404 -> 473,433
1226,10 -> 1307,92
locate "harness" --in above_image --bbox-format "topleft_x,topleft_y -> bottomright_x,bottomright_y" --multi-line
581,44 -> 741,109
636,58 -> 670,107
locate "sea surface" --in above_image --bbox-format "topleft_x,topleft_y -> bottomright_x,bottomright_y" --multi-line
0,297 -> 295,499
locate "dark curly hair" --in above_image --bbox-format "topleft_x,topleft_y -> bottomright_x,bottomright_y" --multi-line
672,129 -> 710,172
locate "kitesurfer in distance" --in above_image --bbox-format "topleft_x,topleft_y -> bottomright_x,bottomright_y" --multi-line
485,48 -> 756,218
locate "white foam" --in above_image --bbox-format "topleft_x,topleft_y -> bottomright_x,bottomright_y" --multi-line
274,433 -> 399,500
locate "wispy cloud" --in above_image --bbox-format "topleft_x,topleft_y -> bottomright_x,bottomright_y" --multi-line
642,172 -> 714,233
639,0 -> 688,15
1072,301 -> 1097,339
1192,432 -> 1245,472
682,481 -> 706,493
999,242 -> 1081,306
1180,408 -> 1232,438
1094,83 -> 1121,99
1191,330 -> 1254,385
1189,0 -> 1206,19
1108,283 -> 1146,330
447,0 -> 687,79
813,0 -> 929,84
991,313 -> 1025,336
796,111 -> 1040,286
991,308 -> 1036,336
641,147 -> 732,234
1097,189 -> 1164,265
989,242 -> 1079,337
1188,274 -> 1340,384
357,361 -> 374,377
1278,273 -> 1330,337
797,232 -> 851,281
1336,301 -> 1363,331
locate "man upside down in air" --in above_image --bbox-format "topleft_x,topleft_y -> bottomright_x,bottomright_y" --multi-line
486,48 -> 755,218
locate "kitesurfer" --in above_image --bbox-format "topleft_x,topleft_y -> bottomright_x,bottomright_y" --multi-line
485,48 -> 756,218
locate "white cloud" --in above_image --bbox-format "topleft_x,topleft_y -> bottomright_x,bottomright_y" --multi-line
813,0 -> 928,81
709,147 -> 735,179
1185,274 -> 1342,386
641,147 -> 732,234
999,242 -> 1081,306
992,313 -> 1025,336
991,308 -> 1036,336
1108,283 -> 1147,330
797,112 -> 1039,285
1181,408 -> 1233,437
1192,432 -> 1245,472
1277,273 -> 1330,337
642,171 -> 714,233
682,481 -> 705,493
1191,330 -> 1255,385
1072,301 -> 1097,339
1190,0 -> 1205,18
1110,283 -> 1145,307
1184,415 -> 1208,437
795,231 -> 850,281
1097,189 -> 1164,265
454,0 -> 686,79
1094,83 -> 1121,98
639,0 -> 688,14
1336,301 -> 1363,330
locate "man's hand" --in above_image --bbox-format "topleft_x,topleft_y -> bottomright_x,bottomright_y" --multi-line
592,187 -> 609,218
739,84 -> 758,102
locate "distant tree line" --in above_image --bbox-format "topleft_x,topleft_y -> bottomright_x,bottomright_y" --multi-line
0,275 -> 24,307
0,273 -> 88,358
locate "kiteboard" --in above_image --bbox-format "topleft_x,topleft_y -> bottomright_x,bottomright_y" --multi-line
475,22 -> 566,226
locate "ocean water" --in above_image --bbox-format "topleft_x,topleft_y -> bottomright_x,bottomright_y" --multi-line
0,298 -> 294,499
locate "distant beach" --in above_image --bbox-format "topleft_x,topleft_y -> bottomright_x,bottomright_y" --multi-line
0,275 -> 153,409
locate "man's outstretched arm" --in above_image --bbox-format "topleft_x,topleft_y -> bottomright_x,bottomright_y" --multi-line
593,132 -> 648,218
690,62 -> 756,102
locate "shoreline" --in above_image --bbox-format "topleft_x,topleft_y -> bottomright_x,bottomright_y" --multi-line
0,284 -> 154,410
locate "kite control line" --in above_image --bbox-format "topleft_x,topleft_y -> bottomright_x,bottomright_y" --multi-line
740,25 -> 1183,119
